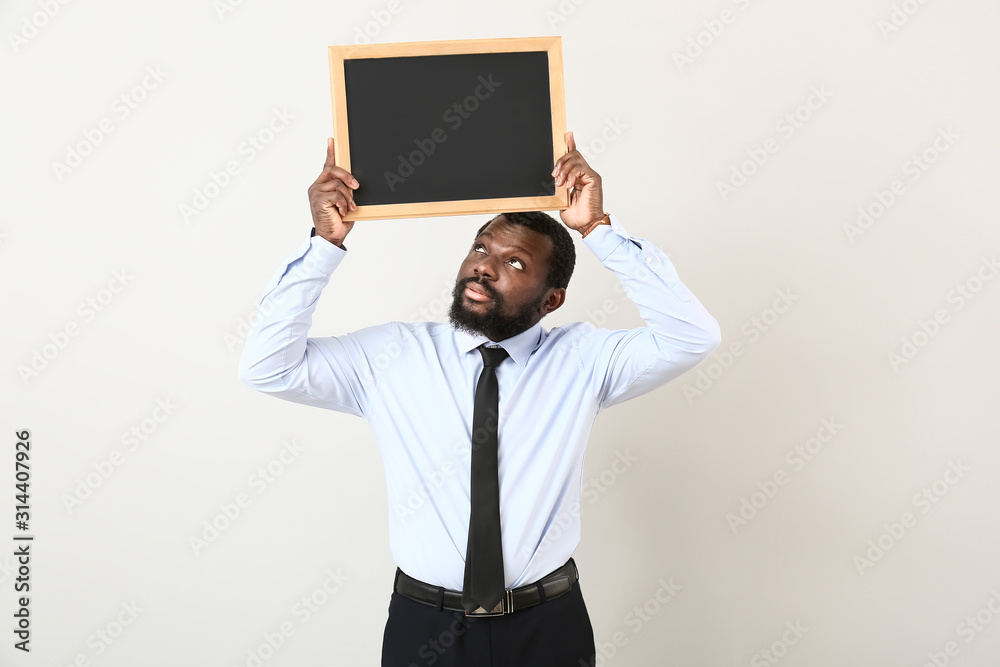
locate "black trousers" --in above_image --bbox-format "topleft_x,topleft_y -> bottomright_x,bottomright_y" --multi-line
381,567 -> 597,667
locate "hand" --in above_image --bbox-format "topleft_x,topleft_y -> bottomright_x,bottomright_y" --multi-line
307,137 -> 359,247
551,130 -> 605,233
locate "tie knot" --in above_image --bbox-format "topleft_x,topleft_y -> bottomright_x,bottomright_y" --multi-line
478,344 -> 509,368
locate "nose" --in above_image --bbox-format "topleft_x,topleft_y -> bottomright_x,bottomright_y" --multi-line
471,253 -> 497,282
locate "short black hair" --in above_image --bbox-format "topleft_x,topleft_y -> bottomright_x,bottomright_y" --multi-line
476,211 -> 576,290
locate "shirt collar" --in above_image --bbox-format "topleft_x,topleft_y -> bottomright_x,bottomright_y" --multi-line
453,321 -> 543,369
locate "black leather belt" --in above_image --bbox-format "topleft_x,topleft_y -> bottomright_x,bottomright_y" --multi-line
394,559 -> 579,616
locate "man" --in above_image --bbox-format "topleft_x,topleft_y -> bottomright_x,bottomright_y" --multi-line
238,131 -> 721,666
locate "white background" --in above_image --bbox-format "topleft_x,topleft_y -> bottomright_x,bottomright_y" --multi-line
3,0 -> 1000,666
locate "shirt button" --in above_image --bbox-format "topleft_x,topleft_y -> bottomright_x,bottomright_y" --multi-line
645,256 -> 652,264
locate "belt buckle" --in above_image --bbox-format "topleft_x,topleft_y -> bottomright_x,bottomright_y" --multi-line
465,589 -> 512,617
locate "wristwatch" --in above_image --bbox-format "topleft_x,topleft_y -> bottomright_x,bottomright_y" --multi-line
580,212 -> 611,239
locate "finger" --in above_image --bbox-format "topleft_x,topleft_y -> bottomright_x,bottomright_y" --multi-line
312,177 -> 357,211
323,190 -> 354,218
312,179 -> 357,195
553,156 -> 580,186
331,199 -> 349,220
562,165 -> 589,190
335,195 -> 349,218
552,132 -> 576,182
323,136 -> 336,170
310,171 -> 347,194
328,169 -> 359,188
332,182 -> 358,210
318,138 -> 359,188
552,153 -> 572,185
315,165 -> 359,189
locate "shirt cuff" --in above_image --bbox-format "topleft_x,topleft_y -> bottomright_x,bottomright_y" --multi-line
310,226 -> 348,251
581,213 -> 636,261
281,228 -> 347,281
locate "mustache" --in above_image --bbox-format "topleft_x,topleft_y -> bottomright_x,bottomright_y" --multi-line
459,276 -> 498,299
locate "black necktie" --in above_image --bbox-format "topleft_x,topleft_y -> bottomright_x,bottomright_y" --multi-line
462,343 -> 509,614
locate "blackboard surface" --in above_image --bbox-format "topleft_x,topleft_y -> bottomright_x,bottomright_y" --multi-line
344,51 -> 555,206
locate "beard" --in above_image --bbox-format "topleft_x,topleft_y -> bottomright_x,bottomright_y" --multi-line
448,276 -> 544,341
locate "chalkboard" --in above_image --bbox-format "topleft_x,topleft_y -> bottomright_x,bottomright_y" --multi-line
328,37 -> 568,220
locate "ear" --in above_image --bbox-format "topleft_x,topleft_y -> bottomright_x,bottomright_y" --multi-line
540,287 -> 566,315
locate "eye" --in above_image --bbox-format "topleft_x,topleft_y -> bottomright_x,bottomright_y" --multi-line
508,258 -> 524,270
473,243 -> 486,254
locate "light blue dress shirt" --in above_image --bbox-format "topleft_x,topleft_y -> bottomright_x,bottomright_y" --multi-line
238,214 -> 721,591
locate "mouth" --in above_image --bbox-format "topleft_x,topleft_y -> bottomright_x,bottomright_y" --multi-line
463,281 -> 493,302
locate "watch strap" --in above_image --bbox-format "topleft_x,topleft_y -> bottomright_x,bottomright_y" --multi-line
580,212 -> 611,239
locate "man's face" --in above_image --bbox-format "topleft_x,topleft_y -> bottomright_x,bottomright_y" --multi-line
448,217 -> 565,342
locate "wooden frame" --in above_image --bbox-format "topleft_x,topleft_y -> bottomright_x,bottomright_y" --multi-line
328,36 -> 568,221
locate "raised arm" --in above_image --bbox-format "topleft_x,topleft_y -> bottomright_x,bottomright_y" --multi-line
552,132 -> 722,409
238,139 -> 387,417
